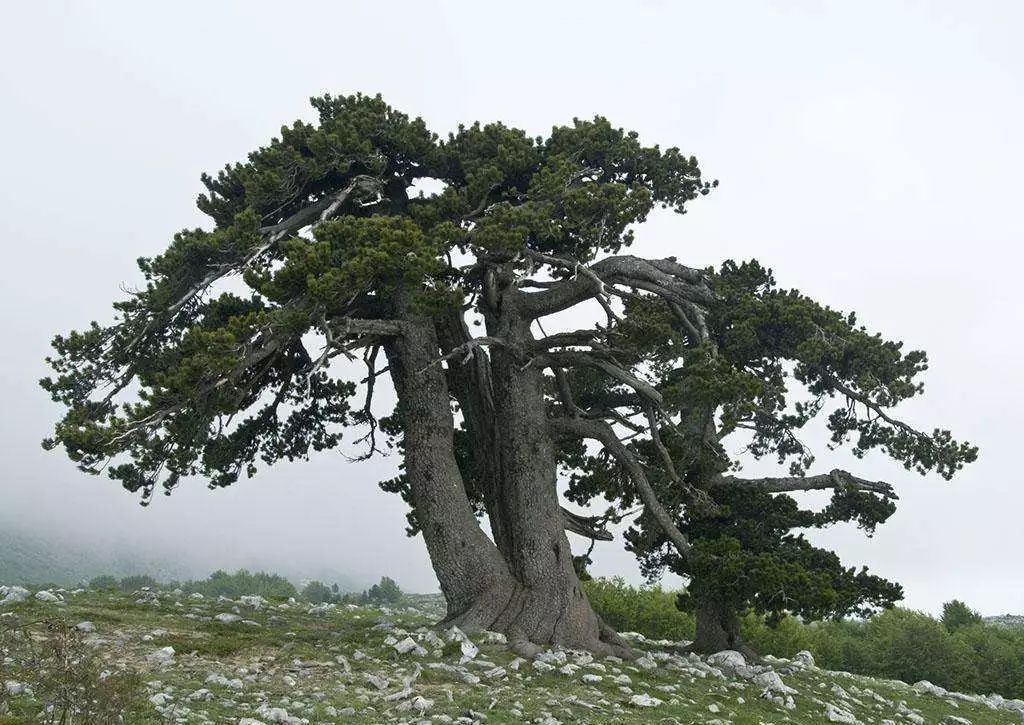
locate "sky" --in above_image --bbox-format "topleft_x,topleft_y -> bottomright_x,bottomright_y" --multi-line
1,0 -> 1021,615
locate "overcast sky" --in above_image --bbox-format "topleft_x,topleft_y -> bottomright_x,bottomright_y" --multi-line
1,0 -> 1021,615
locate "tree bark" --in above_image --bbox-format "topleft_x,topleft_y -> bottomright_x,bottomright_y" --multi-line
382,317 -> 517,628
460,287 -> 631,656
691,595 -> 756,658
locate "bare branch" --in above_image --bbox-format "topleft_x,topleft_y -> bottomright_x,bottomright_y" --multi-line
714,468 -> 897,498
550,416 -> 692,558
519,252 -> 711,319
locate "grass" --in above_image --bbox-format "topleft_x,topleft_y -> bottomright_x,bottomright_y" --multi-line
1,589 -> 1021,724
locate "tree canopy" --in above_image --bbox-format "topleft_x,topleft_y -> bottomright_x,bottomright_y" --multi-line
42,93 -> 973,655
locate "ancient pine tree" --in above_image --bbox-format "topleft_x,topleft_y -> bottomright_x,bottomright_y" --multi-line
42,93 -> 972,655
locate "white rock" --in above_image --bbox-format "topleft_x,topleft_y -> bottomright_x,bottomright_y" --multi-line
1,586 -> 29,605
76,621 -> 96,633
240,595 -> 266,609
754,669 -> 798,695
582,674 -> 603,684
205,673 -> 244,689
628,693 -> 663,707
708,703 -> 721,713
146,646 -> 175,665
238,720 -> 267,725
792,650 -> 815,667
148,692 -> 172,706
459,638 -> 479,663
214,612 -> 241,624
4,680 -> 27,696
393,636 -> 426,656
34,590 -> 61,602
707,650 -> 746,670
635,654 -> 658,670
825,702 -> 861,724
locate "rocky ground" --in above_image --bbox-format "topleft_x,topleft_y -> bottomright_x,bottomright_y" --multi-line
2,584 -> 1023,724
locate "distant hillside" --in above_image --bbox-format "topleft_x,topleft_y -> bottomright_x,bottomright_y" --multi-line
985,614 -> 1024,629
0,516 -> 363,593
0,520 -> 190,587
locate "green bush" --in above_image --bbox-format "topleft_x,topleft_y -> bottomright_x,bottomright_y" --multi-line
302,580 -> 336,604
88,574 -> 119,591
118,574 -> 159,592
582,577 -> 695,641
942,599 -> 983,632
180,569 -> 297,600
582,579 -> 1024,700
366,576 -> 403,605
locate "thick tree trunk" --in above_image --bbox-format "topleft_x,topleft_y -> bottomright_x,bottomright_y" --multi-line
382,318 -> 517,627
691,595 -> 755,657
454,299 -> 631,656
434,309 -> 511,556
384,298 -> 630,656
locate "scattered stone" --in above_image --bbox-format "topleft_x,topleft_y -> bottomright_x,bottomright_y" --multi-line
394,636 -> 427,656
214,612 -> 242,624
239,594 -> 267,609
1,586 -> 29,605
75,620 -> 96,633
628,693 -> 663,707
146,646 -> 175,666
793,649 -> 815,667
4,680 -> 28,696
34,590 -> 60,603
825,702 -> 861,723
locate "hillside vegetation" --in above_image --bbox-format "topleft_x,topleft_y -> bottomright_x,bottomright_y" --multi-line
2,578 -> 1024,724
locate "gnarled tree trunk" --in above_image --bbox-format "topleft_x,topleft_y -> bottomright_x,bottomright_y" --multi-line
691,595 -> 755,657
383,317 -> 517,628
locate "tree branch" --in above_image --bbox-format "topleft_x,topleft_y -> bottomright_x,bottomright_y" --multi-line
714,468 -> 897,498
550,416 -> 692,558
518,252 -> 711,319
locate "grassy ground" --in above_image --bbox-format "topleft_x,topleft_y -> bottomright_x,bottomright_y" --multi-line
1,588 -> 1021,724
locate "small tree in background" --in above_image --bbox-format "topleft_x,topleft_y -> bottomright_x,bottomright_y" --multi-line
302,580 -> 336,604
942,599 -> 983,632
366,576 -> 403,605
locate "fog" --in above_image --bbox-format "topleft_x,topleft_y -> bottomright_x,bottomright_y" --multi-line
1,1 -> 1021,614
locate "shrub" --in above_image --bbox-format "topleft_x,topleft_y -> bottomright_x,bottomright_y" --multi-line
942,599 -> 983,632
0,615 -> 148,722
366,576 -> 403,605
118,574 -> 159,592
88,574 -> 119,591
302,580 -> 337,604
582,577 -> 695,641
181,569 -> 297,600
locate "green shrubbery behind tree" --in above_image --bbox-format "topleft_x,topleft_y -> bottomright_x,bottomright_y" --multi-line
584,578 -> 1024,700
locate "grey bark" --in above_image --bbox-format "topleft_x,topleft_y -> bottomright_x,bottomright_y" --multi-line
382,316 -> 517,627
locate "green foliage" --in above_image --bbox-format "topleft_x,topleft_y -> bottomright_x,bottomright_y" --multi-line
180,569 -> 297,600
0,616 -> 150,723
301,580 -> 336,604
366,576 -> 403,605
567,258 -> 975,643
88,574 -> 119,590
671,484 -> 902,625
942,599 -> 983,632
42,93 -> 714,504
581,579 -> 1024,700
582,577 -> 695,642
117,574 -> 160,592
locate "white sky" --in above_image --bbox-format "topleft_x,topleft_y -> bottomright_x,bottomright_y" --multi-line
1,0 -> 1021,615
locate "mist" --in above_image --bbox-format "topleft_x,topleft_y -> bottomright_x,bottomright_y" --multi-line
1,0 -> 1021,614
